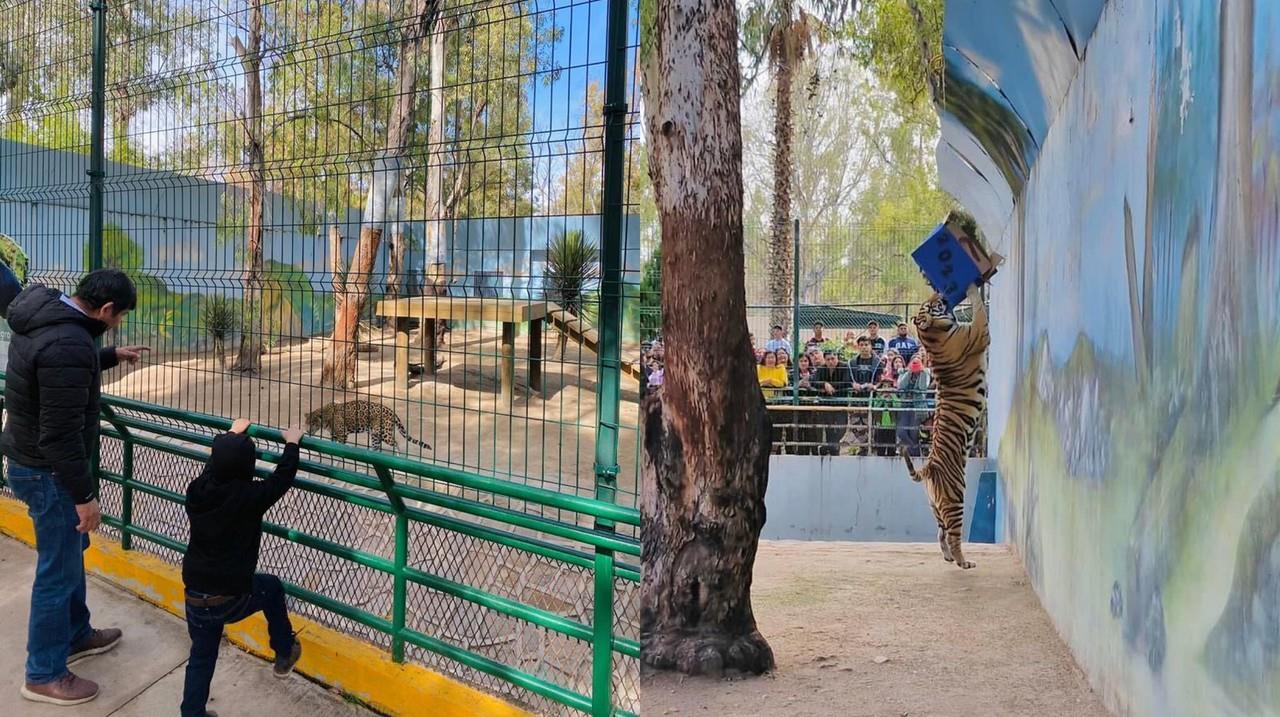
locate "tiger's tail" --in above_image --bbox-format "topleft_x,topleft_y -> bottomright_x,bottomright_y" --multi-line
899,446 -> 922,482
394,418 -> 433,451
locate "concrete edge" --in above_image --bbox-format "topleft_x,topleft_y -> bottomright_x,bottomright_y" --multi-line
0,496 -> 533,717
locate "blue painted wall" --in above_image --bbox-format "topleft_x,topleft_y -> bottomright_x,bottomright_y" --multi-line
0,139 -> 640,345
942,1 -> 1280,714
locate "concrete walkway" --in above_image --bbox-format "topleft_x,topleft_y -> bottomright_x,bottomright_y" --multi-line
0,536 -> 376,717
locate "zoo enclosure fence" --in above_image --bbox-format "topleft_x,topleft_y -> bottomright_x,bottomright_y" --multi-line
0,0 -> 646,514
1,0 -> 641,714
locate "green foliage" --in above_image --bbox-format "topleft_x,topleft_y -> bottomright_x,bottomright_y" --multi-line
740,0 -> 858,89
637,245 -> 662,339
845,0 -> 943,111
3,0 -> 192,161
261,259 -> 329,341
86,224 -> 145,273
0,233 -> 30,284
200,295 -> 239,341
545,230 -> 601,321
946,207 -> 984,245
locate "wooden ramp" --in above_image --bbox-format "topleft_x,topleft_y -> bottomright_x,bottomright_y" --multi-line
546,302 -> 643,383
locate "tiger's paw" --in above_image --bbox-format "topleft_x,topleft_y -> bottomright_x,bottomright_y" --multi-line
956,560 -> 976,569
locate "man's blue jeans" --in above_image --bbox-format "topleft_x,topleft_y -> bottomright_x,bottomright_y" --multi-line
6,462 -> 94,684
181,574 -> 295,717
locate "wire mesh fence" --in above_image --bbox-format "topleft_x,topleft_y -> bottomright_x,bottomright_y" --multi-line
2,1 -> 642,714
638,219 -> 991,456
0,0 -> 646,515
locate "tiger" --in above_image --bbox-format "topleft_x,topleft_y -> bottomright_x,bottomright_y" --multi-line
900,287 -> 989,569
304,400 -> 432,451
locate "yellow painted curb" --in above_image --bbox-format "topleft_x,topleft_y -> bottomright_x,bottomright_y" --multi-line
0,496 -> 532,717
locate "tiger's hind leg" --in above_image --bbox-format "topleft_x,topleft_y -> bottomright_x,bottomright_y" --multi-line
926,481 -> 954,563
940,499 -> 974,569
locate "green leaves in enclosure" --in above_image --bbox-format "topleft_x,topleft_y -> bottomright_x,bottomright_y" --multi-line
638,246 -> 662,340
201,295 -> 238,370
545,230 -> 601,358
844,0 -> 944,110
545,230 -> 601,319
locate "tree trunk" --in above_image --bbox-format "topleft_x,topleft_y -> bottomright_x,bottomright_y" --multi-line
321,0 -> 437,388
424,16 -> 447,267
766,0 -> 795,332
639,0 -> 775,677
387,227 -> 406,302
412,21 -> 449,348
231,0 -> 265,374
905,0 -> 942,104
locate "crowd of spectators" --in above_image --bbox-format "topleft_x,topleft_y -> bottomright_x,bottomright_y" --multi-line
639,318 -> 985,457
640,338 -> 664,398
750,320 -> 979,457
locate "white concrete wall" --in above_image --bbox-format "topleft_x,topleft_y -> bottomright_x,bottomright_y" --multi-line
763,455 -> 997,542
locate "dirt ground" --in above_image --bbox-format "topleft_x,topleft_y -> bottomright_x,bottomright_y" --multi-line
102,325 -> 643,506
642,542 -> 1111,717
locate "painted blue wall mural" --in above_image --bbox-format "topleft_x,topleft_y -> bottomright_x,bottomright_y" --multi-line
941,0 -> 1280,714
0,138 -> 640,347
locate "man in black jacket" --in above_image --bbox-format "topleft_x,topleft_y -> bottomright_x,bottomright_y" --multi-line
181,419 -> 305,717
2,269 -> 148,706
812,351 -> 851,455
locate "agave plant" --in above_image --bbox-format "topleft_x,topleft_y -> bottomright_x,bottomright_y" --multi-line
201,295 -> 239,370
545,230 -> 601,357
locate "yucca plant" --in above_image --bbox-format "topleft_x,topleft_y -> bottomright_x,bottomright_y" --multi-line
201,295 -> 239,370
545,230 -> 601,358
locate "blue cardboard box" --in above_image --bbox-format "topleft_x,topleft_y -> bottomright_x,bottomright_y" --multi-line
911,222 -> 997,309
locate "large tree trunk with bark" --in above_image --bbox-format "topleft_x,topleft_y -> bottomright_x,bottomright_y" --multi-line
767,0 -> 795,332
231,0 -> 265,373
423,17 -> 447,268
321,0 -> 437,387
639,0 -> 775,677
413,13 -> 450,349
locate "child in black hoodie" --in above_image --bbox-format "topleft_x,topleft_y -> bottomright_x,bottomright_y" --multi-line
180,418 -> 305,717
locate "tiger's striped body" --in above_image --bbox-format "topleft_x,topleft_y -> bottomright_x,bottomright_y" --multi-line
901,290 -> 989,569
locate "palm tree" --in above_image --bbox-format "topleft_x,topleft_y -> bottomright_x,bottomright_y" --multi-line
740,0 -> 856,330
544,230 -> 601,358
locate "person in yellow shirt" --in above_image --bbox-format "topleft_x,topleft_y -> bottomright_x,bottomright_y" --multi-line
757,350 -> 788,398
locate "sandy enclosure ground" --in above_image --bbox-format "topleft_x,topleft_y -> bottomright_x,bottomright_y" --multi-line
642,542 -> 1111,717
101,325 -> 644,508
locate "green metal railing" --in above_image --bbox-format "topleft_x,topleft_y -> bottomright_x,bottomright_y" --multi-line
0,385 -> 640,716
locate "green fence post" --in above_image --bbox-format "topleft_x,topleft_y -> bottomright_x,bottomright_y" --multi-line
590,0 -> 629,712
89,0 -> 107,272
592,548 -> 617,717
374,465 -> 409,663
120,440 -> 134,550
100,405 -> 133,549
87,0 -> 108,500
393,511 -> 408,663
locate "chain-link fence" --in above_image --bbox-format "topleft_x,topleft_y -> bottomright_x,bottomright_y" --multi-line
639,220 -> 990,457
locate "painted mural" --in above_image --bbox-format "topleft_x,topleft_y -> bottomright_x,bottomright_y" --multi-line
953,0 -> 1279,714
